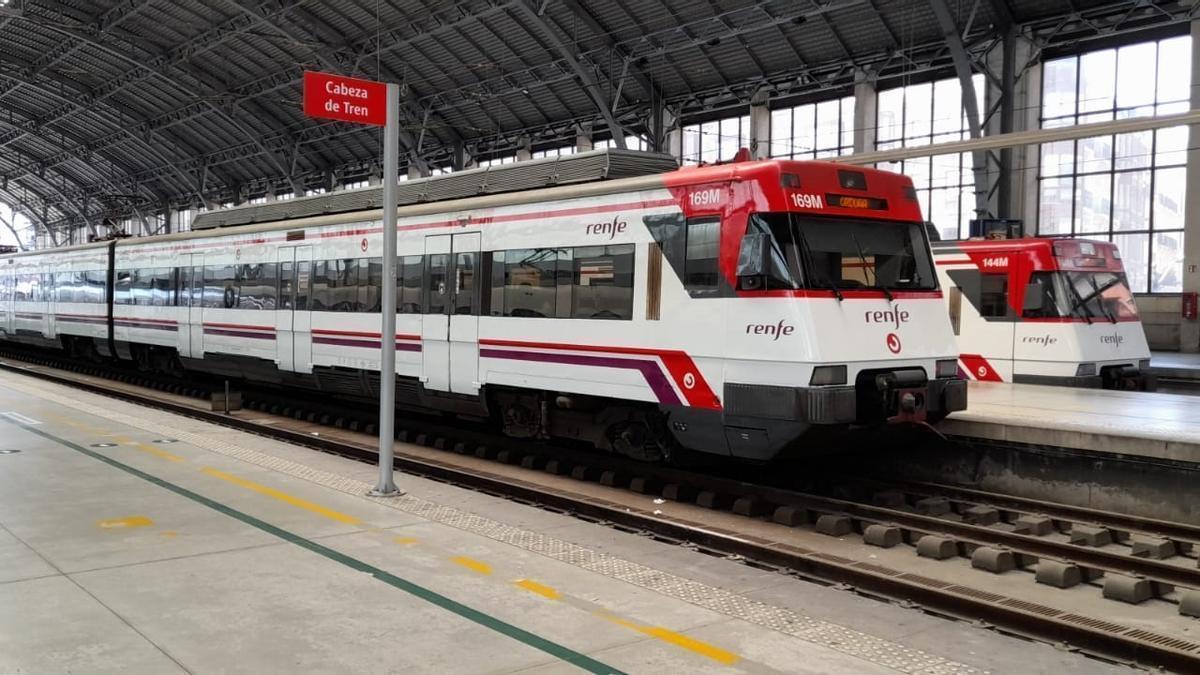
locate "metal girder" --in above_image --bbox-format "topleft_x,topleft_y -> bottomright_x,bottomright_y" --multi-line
0,208 -> 29,251
424,1 -> 866,116
555,0 -> 657,102
6,3 -> 296,178
514,1 -> 626,146
932,0 -> 995,219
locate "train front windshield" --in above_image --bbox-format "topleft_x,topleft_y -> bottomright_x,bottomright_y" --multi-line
745,213 -> 938,291
1023,270 -> 1139,322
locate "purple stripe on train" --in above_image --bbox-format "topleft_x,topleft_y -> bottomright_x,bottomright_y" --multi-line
479,348 -> 681,407
203,328 -> 276,340
312,336 -> 422,351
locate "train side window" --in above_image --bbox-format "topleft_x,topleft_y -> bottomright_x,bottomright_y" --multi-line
203,265 -> 236,309
487,251 -> 505,316
115,270 -> 132,305
364,258 -> 382,313
979,274 -> 1008,318
684,216 -> 721,291
279,261 -> 295,310
948,286 -> 962,336
398,255 -> 422,313
453,250 -> 478,315
309,260 -> 330,311
236,263 -> 278,310
571,245 -> 634,320
152,268 -> 174,307
502,248 -> 559,318
425,254 -> 450,314
174,267 -> 190,307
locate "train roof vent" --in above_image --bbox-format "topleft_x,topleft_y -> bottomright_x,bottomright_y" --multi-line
190,148 -> 678,230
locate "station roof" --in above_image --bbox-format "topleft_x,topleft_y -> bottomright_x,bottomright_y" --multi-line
0,0 -> 1190,240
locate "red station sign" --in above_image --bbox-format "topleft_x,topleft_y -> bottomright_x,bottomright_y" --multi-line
302,71 -> 387,126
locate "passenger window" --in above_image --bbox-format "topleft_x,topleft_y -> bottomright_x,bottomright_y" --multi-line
684,216 -> 721,291
501,248 -> 559,318
572,245 -> 634,320
488,252 -> 505,316
309,260 -> 329,311
398,255 -> 422,313
454,251 -> 478,315
364,258 -> 382,313
115,271 -> 132,305
979,274 -> 1008,318
425,254 -> 449,314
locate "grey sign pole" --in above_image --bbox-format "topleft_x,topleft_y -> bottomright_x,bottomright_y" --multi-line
371,82 -> 402,497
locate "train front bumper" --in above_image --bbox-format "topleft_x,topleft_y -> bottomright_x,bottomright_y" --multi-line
724,376 -> 967,425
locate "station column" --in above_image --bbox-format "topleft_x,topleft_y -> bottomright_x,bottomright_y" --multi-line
1183,16 -> 1200,352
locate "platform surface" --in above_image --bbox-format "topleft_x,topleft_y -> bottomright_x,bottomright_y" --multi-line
942,380 -> 1200,462
1150,350 -> 1200,379
0,370 -> 1134,674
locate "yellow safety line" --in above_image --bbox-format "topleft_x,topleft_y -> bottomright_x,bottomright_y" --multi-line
97,516 -> 154,529
513,579 -> 561,600
450,555 -> 493,575
133,442 -> 184,462
596,612 -> 740,665
393,536 -> 420,545
200,467 -> 362,525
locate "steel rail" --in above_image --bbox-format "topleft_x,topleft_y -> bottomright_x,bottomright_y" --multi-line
1,355 -> 1198,669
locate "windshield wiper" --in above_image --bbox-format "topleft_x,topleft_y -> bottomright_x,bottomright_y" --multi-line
793,218 -> 842,302
1065,280 -> 1095,325
1084,275 -> 1119,323
850,234 -> 892,302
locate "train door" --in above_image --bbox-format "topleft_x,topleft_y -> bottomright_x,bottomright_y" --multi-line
956,269 -> 1015,382
188,254 -> 205,358
286,243 -> 312,372
420,232 -> 480,394
46,269 -> 57,338
276,248 -> 296,372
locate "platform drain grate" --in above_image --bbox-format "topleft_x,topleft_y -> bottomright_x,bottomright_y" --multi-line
1058,613 -> 1128,634
898,572 -> 954,589
853,562 -> 902,577
998,597 -> 1063,617
946,585 -> 1006,603
1121,629 -> 1200,652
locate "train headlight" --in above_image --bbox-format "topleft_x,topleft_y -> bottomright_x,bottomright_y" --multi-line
809,365 -> 847,386
935,359 -> 958,379
1076,363 -> 1097,377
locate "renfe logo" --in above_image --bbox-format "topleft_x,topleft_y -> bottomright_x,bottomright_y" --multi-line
1101,334 -> 1125,346
746,320 -> 794,341
865,306 -> 910,329
1023,335 -> 1057,346
586,216 -> 627,239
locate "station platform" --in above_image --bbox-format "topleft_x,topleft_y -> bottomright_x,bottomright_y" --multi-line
0,371 -> 1133,674
1149,351 -> 1200,390
941,380 -> 1200,464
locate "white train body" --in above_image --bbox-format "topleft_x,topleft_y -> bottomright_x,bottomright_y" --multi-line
0,159 -> 966,460
932,237 -> 1152,389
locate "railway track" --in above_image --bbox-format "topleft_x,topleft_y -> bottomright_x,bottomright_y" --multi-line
1,347 -> 1198,671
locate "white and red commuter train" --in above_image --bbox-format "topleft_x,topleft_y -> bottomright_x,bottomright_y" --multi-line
0,158 -> 966,460
932,237 -> 1152,389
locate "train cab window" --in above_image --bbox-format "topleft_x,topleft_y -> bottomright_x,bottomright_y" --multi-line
684,216 -> 721,291
571,245 -> 634,320
979,274 -> 1008,318
398,255 -> 422,313
425,253 -> 450,314
453,251 -> 478,315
